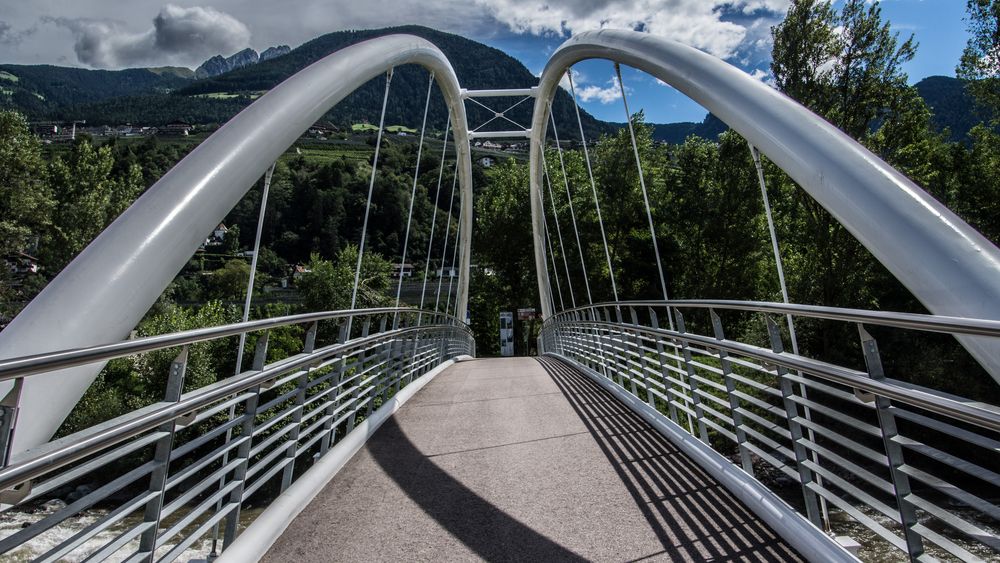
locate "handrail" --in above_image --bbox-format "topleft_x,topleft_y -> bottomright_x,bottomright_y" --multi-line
541,299 -> 1000,560
0,320 -> 471,492
0,307 -> 466,381
549,316 -> 1000,432
546,299 -> 1000,338
0,33 -> 477,454
528,30 -> 1000,388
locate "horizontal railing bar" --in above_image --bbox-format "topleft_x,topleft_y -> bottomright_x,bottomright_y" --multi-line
550,299 -> 1000,338
467,130 -> 531,139
556,319 -> 1000,431
0,307 -> 466,380
0,324 -> 469,491
462,87 -> 537,98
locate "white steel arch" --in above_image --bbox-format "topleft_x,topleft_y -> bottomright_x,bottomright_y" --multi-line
529,29 -> 1000,383
0,35 -> 475,454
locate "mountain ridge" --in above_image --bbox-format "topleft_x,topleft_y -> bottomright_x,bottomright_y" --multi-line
0,27 -> 981,143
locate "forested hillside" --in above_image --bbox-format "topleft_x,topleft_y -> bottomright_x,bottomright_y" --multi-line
0,26 -> 612,139
1,2 -> 999,433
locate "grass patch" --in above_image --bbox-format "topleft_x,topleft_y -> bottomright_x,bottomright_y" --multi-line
351,124 -> 417,134
192,91 -> 265,100
286,144 -> 373,165
0,71 -> 18,83
386,125 -> 417,134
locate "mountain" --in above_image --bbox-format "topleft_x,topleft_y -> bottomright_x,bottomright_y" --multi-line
0,27 -> 985,144
913,75 -> 992,142
0,64 -> 190,118
260,46 -> 291,62
195,48 -> 259,79
650,113 -> 728,144
194,45 -> 292,79
0,26 -> 611,138
176,25 -> 611,137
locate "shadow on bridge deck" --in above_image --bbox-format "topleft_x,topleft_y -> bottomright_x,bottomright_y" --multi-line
263,357 -> 801,562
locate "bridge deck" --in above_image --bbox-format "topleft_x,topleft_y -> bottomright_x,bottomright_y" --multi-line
263,356 -> 802,562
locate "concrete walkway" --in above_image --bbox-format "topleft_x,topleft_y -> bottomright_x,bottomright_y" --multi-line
263,356 -> 802,562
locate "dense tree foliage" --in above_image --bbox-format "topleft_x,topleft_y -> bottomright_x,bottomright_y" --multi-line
2,4 -> 999,436
958,0 -> 1000,113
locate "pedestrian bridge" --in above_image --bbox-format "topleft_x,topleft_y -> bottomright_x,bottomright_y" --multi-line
0,30 -> 999,562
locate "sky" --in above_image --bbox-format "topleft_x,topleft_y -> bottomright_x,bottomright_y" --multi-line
0,0 -> 973,124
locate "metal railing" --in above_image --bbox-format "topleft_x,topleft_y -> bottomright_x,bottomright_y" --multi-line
540,300 -> 1000,561
0,307 -> 473,561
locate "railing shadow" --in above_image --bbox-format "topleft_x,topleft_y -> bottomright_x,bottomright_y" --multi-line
368,416 -> 586,561
537,356 -> 801,562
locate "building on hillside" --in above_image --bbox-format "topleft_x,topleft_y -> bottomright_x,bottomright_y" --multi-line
163,120 -> 192,136
436,266 -> 457,278
200,223 -> 228,249
392,263 -> 415,278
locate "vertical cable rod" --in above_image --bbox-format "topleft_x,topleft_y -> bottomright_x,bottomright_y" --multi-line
614,63 -> 674,330
211,160 -> 274,555
539,171 -> 565,312
568,69 -> 618,302
395,72 -> 435,310
420,116 -> 451,311
447,220 -> 462,318
542,150 -> 576,309
435,162 -> 460,312
547,105 -> 593,304
750,142 -> 829,529
349,69 -> 394,329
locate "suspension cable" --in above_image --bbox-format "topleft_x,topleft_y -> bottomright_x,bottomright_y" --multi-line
547,105 -> 592,304
420,116 -> 451,310
615,63 -> 674,330
211,160 -> 275,555
750,142 -> 829,529
446,215 -> 462,318
395,72 -> 435,310
349,69 -> 393,322
435,161 -> 460,311
234,161 -> 276,374
543,158 -> 576,308
750,144 -> 799,354
538,172 -> 565,311
568,68 -> 618,302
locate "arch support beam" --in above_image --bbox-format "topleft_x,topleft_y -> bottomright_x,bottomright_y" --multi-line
0,35 -> 474,454
529,30 -> 1000,383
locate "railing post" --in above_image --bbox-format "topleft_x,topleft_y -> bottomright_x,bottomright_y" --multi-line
675,311 -> 709,443
710,310 -> 754,476
765,317 -> 823,528
138,347 -> 188,560
222,332 -> 269,549
280,322 -> 318,492
319,320 -> 350,455
647,308 -> 678,421
0,377 -> 23,469
859,324 -> 924,559
626,307 -> 644,397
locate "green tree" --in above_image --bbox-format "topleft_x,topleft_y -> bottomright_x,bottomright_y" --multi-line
958,0 -> 1000,115
60,301 -> 239,434
0,111 -> 52,259
296,245 -> 392,312
44,138 -> 143,272
768,0 -> 929,362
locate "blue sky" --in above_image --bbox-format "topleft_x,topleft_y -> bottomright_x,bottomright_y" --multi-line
0,0 -> 973,125
486,0 -> 972,123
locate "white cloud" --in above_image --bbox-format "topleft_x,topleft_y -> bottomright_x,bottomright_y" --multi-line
573,75 -> 626,104
45,4 -> 250,68
749,68 -> 775,86
474,0 -> 786,59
